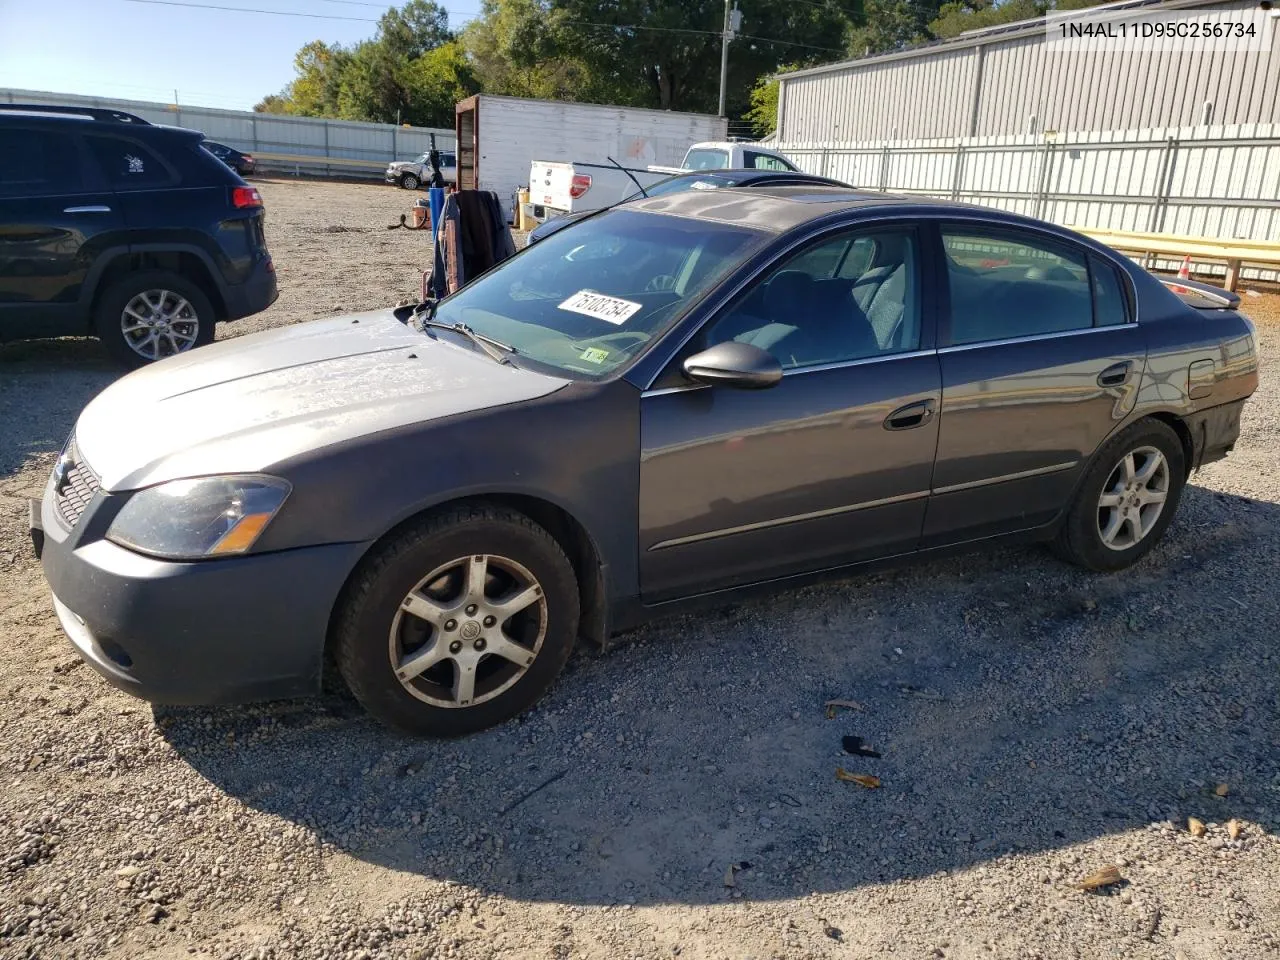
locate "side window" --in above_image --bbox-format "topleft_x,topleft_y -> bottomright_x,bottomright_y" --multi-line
942,227 -> 1092,345
1091,256 -> 1130,326
86,136 -> 174,188
704,227 -> 921,369
0,128 -> 83,197
744,151 -> 790,171
442,152 -> 456,167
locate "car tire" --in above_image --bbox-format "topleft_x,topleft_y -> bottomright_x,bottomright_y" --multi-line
1052,418 -> 1186,572
334,504 -> 579,737
399,173 -> 420,190
93,269 -> 216,369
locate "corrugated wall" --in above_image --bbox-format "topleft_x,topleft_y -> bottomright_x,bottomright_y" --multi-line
2,88 -> 455,177
778,0 -> 1280,143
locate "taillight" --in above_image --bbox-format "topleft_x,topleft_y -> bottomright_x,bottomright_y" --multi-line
232,186 -> 262,209
569,173 -> 592,199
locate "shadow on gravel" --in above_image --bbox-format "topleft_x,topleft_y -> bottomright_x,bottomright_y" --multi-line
161,484 -> 1280,906
0,339 -> 116,473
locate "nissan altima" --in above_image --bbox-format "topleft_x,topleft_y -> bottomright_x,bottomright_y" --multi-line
32,187 -> 1258,736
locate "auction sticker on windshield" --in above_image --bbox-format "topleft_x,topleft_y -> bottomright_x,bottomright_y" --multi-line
558,290 -> 642,325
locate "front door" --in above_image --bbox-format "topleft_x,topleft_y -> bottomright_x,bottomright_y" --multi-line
638,223 -> 941,602
0,125 -> 121,338
922,222 -> 1145,546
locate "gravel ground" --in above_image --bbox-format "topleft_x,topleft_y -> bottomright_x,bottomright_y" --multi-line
2,179 -> 1279,960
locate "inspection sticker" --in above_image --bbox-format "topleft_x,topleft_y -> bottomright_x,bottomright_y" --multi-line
579,347 -> 610,364
558,290 -> 642,325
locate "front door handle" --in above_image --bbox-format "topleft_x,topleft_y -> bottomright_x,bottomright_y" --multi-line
884,398 -> 935,431
63,205 -> 112,214
1097,361 -> 1132,387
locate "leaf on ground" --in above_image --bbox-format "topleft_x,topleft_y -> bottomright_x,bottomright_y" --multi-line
1076,865 -> 1123,891
824,699 -> 864,719
1188,817 -> 1207,837
1227,819 -> 1242,840
835,769 -> 881,788
1214,783 -> 1230,797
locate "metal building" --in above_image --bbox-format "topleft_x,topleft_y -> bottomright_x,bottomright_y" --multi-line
777,0 -> 1280,144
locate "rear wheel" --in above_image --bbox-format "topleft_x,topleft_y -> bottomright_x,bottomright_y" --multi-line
334,505 -> 579,736
1052,419 -> 1186,571
399,173 -> 420,190
93,270 -> 215,369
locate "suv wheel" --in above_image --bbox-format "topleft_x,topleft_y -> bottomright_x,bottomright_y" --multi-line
1052,418 -> 1186,571
334,505 -> 579,736
94,270 -> 216,369
399,173 -> 421,190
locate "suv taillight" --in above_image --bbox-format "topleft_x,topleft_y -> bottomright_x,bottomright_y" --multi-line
569,173 -> 592,199
232,186 -> 262,209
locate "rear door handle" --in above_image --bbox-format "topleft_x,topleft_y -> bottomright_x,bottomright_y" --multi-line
884,399 -> 935,431
1097,361 -> 1132,387
63,205 -> 112,214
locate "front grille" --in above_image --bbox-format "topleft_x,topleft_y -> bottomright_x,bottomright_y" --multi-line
54,441 -> 101,529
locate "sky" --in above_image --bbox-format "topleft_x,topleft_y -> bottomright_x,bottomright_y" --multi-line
0,0 -> 481,112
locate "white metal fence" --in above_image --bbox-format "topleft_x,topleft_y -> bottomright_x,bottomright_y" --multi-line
2,88 -> 455,179
780,122 -> 1280,281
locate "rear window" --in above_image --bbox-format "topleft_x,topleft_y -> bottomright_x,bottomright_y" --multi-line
86,136 -> 175,188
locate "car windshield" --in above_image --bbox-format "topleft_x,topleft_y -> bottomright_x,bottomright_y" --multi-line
621,173 -> 735,203
684,148 -> 730,170
432,209 -> 765,378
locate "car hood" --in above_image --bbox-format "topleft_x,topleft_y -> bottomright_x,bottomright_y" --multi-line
75,310 -> 568,492
387,161 -> 415,169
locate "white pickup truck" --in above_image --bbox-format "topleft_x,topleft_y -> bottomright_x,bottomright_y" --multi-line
530,141 -> 801,220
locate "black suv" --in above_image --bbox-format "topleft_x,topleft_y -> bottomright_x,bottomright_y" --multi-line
0,104 -> 277,367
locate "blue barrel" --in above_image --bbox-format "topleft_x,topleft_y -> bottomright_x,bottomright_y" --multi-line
428,187 -> 446,243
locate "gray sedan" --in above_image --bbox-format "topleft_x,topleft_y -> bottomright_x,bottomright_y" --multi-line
33,187 -> 1258,736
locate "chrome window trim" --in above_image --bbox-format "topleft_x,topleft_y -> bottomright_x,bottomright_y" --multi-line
931,460 -> 1079,495
937,324 -> 1119,354
641,347 -> 937,397
648,490 -> 930,551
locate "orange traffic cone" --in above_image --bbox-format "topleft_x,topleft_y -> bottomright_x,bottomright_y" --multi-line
1172,254 -> 1191,293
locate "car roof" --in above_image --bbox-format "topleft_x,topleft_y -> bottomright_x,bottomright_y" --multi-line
625,185 -> 950,232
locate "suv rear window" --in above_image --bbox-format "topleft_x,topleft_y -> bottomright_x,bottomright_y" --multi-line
0,128 -> 83,197
86,136 -> 174,188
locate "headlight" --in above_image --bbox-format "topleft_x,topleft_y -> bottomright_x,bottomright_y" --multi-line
106,475 -> 291,560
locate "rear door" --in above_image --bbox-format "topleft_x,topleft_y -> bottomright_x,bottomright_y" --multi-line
0,124 -> 122,338
922,221 -> 1145,546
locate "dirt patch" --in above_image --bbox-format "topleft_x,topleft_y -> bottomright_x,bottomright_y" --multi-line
1,179 -> 1278,960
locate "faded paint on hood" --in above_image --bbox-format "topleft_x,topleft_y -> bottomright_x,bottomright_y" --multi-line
75,310 -> 568,491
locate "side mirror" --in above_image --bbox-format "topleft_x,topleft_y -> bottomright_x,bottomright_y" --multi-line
682,341 -> 783,389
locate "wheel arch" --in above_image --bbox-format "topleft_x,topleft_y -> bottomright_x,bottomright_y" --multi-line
323,492 -> 610,681
88,246 -> 228,321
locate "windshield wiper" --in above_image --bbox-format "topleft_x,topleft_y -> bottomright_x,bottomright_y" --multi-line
607,155 -> 649,198
420,316 -> 516,366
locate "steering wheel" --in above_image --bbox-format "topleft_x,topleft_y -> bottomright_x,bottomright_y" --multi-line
645,274 -> 678,293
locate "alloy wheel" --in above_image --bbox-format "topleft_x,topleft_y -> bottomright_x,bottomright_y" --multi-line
1096,445 -> 1170,551
389,554 -> 547,708
120,289 -> 200,361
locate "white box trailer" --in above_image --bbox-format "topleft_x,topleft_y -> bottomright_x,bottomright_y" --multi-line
454,94 -> 727,223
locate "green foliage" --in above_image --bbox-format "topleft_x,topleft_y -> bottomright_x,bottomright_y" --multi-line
255,0 -> 1118,130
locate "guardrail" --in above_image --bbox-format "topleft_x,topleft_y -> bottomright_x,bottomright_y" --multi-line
252,151 -> 389,179
1073,227 -> 1280,292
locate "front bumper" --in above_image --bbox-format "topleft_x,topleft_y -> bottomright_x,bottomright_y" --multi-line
35,488 -> 370,706
220,256 -> 279,323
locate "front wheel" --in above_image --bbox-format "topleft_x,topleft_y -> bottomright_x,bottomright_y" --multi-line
1052,419 -> 1186,571
399,173 -> 420,190
334,505 -> 579,736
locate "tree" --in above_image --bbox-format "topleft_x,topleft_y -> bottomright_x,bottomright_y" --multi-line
846,0 -> 941,55
379,0 -> 451,59
400,41 -> 480,127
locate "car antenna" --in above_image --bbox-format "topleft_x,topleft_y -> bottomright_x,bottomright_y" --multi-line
607,156 -> 649,198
